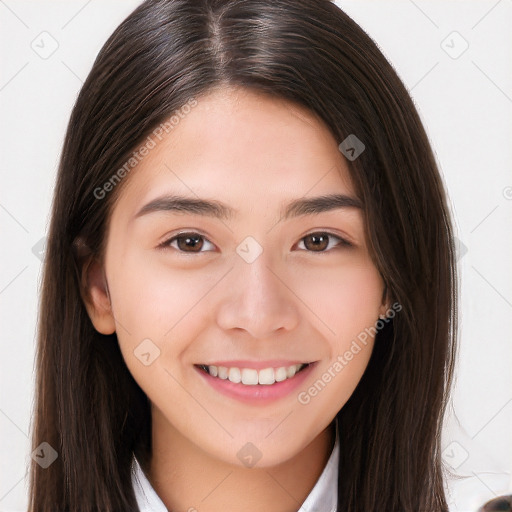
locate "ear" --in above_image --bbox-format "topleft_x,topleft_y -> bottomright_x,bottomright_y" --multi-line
81,257 -> 116,335
378,283 -> 391,319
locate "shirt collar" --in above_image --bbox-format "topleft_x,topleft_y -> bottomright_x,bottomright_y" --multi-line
131,420 -> 339,512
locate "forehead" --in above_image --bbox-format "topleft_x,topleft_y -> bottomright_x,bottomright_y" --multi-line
113,86 -> 357,219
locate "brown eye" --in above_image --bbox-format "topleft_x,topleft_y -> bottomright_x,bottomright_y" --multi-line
176,234 -> 203,252
298,232 -> 352,252
304,233 -> 329,251
161,232 -> 215,253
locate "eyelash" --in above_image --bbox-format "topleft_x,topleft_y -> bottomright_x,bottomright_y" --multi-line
158,230 -> 353,254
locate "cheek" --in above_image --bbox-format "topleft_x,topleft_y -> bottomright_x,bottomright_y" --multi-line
292,255 -> 384,344
105,249 -> 219,369
293,258 -> 383,414
107,248 -> 211,328
295,264 -> 381,416
104,249 -> 225,410
290,258 -> 383,410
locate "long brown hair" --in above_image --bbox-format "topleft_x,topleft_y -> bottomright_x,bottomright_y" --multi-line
29,0 -> 458,510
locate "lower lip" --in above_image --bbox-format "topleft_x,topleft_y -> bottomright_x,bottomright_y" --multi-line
194,363 -> 317,405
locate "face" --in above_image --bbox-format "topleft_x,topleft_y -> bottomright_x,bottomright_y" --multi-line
85,86 -> 389,468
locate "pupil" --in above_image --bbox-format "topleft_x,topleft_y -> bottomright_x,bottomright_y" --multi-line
179,235 -> 202,251
306,233 -> 328,251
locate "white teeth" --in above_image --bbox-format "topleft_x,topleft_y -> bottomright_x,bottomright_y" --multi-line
286,365 -> 297,378
201,363 -> 307,385
258,367 -> 274,385
228,367 -> 241,383
274,367 -> 287,382
241,368 -> 259,385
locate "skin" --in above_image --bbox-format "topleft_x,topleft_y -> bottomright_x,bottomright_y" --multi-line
84,86 -> 389,512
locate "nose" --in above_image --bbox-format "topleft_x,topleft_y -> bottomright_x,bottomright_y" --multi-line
215,249 -> 300,339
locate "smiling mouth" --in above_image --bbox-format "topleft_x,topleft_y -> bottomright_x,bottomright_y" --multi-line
195,363 -> 311,386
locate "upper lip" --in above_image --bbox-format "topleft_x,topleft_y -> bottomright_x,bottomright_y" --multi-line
196,360 -> 313,369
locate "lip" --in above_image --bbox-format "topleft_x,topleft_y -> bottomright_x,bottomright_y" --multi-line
200,360 -> 311,370
194,361 -> 318,405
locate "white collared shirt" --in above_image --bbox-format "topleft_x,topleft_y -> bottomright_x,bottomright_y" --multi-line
131,422 -> 339,512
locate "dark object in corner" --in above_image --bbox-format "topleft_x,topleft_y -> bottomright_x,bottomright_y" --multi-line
478,495 -> 512,511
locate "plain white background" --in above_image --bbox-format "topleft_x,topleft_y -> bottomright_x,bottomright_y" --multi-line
0,1 -> 511,511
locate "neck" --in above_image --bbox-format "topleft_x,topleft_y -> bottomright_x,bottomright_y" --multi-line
145,410 -> 336,512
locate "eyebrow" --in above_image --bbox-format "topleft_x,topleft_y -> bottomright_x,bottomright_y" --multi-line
133,193 -> 363,221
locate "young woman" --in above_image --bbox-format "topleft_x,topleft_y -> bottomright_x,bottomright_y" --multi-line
28,0 -> 458,510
